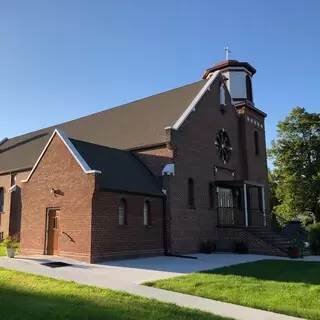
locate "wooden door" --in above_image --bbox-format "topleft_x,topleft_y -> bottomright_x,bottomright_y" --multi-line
47,209 -> 60,255
218,188 -> 234,224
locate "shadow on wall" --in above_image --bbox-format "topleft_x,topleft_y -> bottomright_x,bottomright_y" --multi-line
201,259 -> 320,285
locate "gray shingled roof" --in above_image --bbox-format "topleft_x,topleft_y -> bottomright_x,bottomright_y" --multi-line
0,79 -> 207,174
70,139 -> 163,196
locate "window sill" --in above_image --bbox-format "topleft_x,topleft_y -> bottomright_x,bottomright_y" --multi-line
117,225 -> 129,229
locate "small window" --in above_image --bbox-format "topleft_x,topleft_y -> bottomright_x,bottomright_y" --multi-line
220,83 -> 226,106
10,174 -> 16,187
188,178 -> 195,208
208,182 -> 214,209
143,200 -> 151,226
254,131 -> 259,155
118,198 -> 127,225
0,187 -> 4,212
246,75 -> 253,102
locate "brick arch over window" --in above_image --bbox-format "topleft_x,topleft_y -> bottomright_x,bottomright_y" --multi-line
0,187 -> 4,212
188,178 -> 195,208
118,198 -> 127,225
246,75 -> 253,102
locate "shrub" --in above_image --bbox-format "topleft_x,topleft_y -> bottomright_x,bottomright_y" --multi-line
234,240 -> 248,254
306,223 -> 320,255
2,234 -> 19,249
200,239 -> 216,254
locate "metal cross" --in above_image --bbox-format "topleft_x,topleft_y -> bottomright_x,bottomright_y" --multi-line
224,47 -> 231,60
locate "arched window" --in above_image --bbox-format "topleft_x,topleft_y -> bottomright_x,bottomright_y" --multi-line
143,200 -> 151,226
0,187 -> 4,212
254,131 -> 259,155
220,83 -> 226,106
246,75 -> 253,102
208,182 -> 214,209
118,198 -> 127,225
188,178 -> 195,208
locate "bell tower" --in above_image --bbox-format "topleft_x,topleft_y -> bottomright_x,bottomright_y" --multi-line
202,60 -> 256,106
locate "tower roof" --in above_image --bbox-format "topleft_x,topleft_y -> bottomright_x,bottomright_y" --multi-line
202,60 -> 256,79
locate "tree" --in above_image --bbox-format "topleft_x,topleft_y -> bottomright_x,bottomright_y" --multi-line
268,168 -> 278,211
268,107 -> 320,222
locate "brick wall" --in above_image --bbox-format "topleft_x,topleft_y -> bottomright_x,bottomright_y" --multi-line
20,135 -> 97,262
135,146 -> 173,176
168,74 -> 246,253
91,190 -> 164,262
0,170 -> 29,238
241,109 -> 270,210
217,227 -> 282,256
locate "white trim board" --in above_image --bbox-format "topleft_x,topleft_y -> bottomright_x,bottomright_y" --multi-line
21,129 -> 101,183
0,138 -> 8,147
172,70 -> 219,130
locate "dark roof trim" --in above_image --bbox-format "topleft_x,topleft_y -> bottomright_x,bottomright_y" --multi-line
127,143 -> 167,152
235,101 -> 267,117
99,187 -> 165,198
0,167 -> 32,176
203,60 -> 256,79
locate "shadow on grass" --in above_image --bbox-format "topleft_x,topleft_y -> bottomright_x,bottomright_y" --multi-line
0,275 -> 223,320
201,260 -> 320,285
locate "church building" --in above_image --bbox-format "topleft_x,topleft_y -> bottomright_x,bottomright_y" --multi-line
0,59 -> 278,262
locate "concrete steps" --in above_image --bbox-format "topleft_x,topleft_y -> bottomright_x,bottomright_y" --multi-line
247,227 -> 308,256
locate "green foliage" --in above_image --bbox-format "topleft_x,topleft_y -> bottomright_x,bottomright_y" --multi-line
233,240 -> 248,254
268,107 -> 320,222
0,245 -> 6,256
199,240 -> 216,254
2,235 -> 19,248
307,223 -> 320,254
145,260 -> 320,319
268,169 -> 278,211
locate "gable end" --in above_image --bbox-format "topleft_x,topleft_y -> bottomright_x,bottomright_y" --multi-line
21,129 -> 101,183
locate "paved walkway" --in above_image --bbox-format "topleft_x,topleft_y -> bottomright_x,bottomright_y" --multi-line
1,253 -> 318,320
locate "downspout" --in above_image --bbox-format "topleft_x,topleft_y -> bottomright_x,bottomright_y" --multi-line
162,194 -> 168,255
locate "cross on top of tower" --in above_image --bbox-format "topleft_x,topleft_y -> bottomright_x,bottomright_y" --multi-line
224,47 -> 231,60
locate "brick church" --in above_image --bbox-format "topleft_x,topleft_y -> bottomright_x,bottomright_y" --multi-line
0,59 -> 273,262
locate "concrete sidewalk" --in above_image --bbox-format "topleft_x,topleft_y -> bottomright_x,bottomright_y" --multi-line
0,254 -> 309,320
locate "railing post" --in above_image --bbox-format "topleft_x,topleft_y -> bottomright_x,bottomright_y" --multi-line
244,183 -> 248,227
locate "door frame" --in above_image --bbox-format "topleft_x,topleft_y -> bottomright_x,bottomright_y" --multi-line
45,207 -> 60,255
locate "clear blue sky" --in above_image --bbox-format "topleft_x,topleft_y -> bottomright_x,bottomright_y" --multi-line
1,0 -> 319,148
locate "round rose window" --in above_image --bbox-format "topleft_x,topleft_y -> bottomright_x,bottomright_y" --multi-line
215,129 -> 232,164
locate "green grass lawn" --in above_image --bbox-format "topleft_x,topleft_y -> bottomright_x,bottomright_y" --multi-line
0,268 -> 230,320
0,245 -> 6,256
0,243 -> 20,256
144,260 -> 320,320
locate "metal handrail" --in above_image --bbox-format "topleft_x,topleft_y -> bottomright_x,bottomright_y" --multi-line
217,207 -> 311,257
